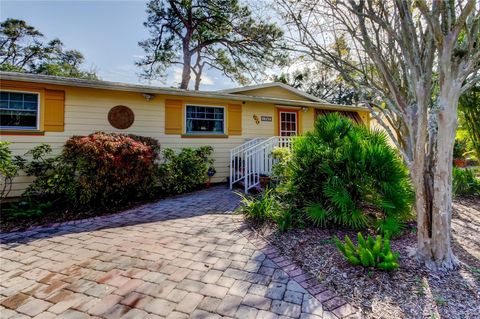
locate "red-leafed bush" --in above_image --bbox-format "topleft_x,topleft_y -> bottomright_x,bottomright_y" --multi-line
25,132 -> 160,208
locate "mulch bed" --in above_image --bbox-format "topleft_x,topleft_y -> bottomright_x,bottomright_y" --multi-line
251,197 -> 480,319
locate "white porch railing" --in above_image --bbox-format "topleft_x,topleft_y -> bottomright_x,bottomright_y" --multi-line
229,136 -> 294,193
229,138 -> 264,188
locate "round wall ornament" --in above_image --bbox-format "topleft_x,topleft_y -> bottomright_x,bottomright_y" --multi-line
108,105 -> 134,129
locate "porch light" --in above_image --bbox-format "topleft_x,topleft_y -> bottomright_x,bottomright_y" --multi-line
142,93 -> 154,101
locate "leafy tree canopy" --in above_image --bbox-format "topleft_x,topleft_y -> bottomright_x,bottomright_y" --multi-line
137,0 -> 287,89
0,18 -> 97,79
273,35 -> 361,105
273,67 -> 359,105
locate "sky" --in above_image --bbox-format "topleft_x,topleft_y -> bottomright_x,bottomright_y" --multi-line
1,0 -> 239,90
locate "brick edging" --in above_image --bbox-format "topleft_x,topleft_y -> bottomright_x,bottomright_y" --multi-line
231,215 -> 361,319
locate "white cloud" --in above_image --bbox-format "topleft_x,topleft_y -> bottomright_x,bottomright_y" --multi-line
172,67 -> 183,84
201,74 -> 214,85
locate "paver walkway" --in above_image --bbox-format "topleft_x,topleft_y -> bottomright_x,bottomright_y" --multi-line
0,186 -> 358,319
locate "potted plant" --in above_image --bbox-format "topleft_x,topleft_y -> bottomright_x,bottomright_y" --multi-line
453,139 -> 467,167
259,173 -> 270,188
206,167 -> 216,188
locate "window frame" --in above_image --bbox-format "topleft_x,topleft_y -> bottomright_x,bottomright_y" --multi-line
0,90 -> 40,131
184,104 -> 226,135
278,109 -> 298,136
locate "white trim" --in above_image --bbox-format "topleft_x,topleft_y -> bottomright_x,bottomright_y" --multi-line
184,104 -> 226,135
218,82 -> 326,103
279,111 -> 298,136
0,89 -> 40,130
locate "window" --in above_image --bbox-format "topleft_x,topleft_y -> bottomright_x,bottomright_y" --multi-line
0,91 -> 39,130
279,111 -> 298,136
186,105 -> 224,134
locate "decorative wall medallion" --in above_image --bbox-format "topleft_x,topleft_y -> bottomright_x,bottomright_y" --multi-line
108,105 -> 134,129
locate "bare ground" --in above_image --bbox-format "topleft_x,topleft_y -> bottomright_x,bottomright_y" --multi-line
253,197 -> 480,319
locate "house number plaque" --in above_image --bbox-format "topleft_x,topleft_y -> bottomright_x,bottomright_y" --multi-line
261,116 -> 272,122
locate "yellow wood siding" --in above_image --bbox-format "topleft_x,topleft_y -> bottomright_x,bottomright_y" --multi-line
243,102 -> 276,138
165,99 -> 183,134
44,89 -> 65,132
1,79 -> 370,197
307,108 -> 370,130
1,85 -> 249,196
227,104 -> 242,135
302,107 -> 315,133
358,110 -> 371,126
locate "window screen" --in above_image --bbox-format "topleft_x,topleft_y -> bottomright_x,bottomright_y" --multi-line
186,105 -> 224,134
0,91 -> 39,129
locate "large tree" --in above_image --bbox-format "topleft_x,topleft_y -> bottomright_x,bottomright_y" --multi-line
137,0 -> 287,90
279,0 -> 480,271
0,18 -> 97,79
274,35 -> 360,105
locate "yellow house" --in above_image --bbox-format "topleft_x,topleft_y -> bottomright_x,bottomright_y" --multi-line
0,72 -> 370,196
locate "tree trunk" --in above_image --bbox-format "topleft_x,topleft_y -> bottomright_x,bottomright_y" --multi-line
194,74 -> 201,90
415,78 -> 462,271
192,52 -> 204,91
194,64 -> 203,90
180,46 -> 192,90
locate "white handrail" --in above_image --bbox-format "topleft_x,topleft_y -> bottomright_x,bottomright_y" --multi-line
229,138 -> 263,189
230,136 -> 294,192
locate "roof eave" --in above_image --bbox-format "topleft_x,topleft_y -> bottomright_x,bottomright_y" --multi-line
0,72 -> 368,111
218,82 -> 327,103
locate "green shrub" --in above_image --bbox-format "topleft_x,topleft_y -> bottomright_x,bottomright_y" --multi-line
0,141 -> 21,201
271,209 -> 293,232
158,146 -> 214,194
239,188 -> 294,232
238,188 -> 275,222
284,114 -> 414,234
2,200 -> 52,220
453,167 -> 480,197
453,138 -> 468,159
23,132 -> 160,208
271,147 -> 292,181
334,232 -> 400,270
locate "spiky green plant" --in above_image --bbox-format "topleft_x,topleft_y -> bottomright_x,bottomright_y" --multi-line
271,209 -> 292,232
452,167 -> 480,197
237,188 -> 275,222
306,203 -> 330,227
334,232 -> 400,270
376,216 -> 405,237
286,113 -> 414,233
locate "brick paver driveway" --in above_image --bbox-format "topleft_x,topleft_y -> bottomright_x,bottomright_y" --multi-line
1,186 -> 357,319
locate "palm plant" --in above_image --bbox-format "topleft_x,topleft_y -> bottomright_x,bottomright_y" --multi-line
289,113 -> 413,234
